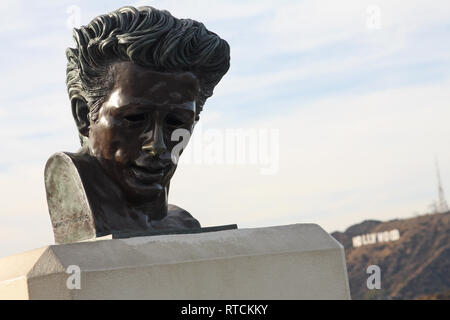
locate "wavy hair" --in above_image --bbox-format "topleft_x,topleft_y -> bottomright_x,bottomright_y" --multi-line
66,6 -> 230,123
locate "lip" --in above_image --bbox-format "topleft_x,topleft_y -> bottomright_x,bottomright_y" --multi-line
129,164 -> 165,182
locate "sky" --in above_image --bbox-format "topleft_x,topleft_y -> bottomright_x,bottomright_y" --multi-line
0,0 -> 450,258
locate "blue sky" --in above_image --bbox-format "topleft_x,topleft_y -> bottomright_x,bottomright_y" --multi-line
1,0 -> 450,258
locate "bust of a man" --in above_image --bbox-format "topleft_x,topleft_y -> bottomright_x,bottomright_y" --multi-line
44,6 -> 230,244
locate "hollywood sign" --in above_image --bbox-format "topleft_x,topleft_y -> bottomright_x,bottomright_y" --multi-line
352,229 -> 400,248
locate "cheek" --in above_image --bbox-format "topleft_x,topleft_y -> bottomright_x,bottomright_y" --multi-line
90,113 -> 145,164
89,122 -> 111,158
107,134 -> 138,165
113,131 -> 144,163
89,115 -> 123,160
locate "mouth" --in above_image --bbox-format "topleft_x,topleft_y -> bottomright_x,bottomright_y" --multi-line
129,164 -> 165,183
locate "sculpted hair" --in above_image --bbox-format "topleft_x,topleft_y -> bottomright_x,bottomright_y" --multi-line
66,6 -> 230,123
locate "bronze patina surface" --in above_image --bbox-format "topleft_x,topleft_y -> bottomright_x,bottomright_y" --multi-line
45,6 -> 230,244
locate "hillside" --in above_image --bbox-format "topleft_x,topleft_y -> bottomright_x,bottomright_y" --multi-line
331,212 -> 450,300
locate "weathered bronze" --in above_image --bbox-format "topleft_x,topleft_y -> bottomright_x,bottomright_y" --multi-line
44,6 -> 230,244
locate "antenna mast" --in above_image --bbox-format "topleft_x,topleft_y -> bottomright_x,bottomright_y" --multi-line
435,157 -> 449,213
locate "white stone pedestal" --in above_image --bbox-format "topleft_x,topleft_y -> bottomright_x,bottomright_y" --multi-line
0,224 -> 350,299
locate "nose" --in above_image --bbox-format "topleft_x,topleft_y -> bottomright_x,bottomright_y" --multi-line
142,141 -> 166,157
141,117 -> 167,157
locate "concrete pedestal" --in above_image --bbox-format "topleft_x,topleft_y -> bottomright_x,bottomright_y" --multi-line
0,224 -> 350,299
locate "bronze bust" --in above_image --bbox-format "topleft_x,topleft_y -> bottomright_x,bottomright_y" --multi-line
44,6 -> 230,244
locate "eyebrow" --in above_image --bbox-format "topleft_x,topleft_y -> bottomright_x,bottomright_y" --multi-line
114,101 -> 196,114
106,89 -> 196,112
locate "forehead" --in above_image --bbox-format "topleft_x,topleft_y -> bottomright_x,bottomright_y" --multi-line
109,61 -> 199,104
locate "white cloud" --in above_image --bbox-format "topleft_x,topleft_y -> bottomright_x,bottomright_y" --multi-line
0,1 -> 30,33
132,0 -> 275,21
259,0 -> 450,53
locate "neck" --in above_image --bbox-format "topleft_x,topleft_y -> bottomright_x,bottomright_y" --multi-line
130,186 -> 169,222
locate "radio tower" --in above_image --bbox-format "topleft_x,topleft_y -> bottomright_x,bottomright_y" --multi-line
435,157 -> 449,213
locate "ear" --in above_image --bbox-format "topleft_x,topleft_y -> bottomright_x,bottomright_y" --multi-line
71,98 -> 90,137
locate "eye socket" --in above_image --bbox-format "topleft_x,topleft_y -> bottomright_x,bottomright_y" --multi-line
124,113 -> 146,122
165,115 -> 185,127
